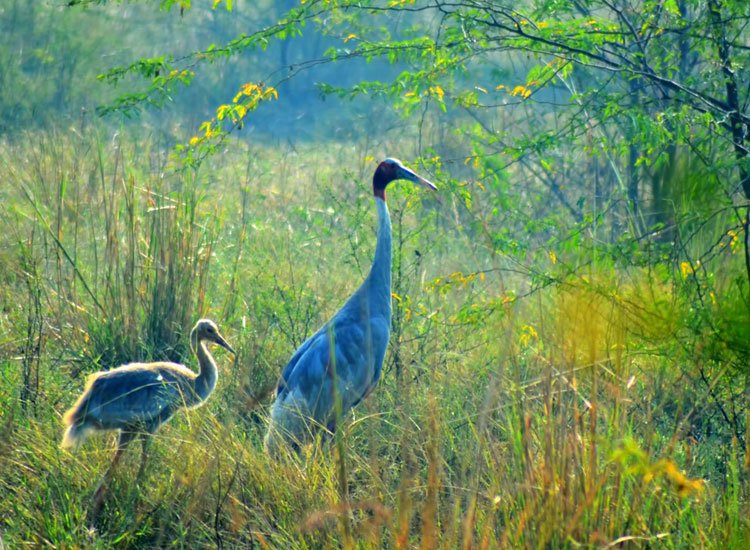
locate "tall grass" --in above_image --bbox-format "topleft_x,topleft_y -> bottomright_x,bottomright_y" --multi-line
0,126 -> 747,547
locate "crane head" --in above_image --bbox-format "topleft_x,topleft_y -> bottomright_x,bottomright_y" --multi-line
373,158 -> 437,200
191,319 -> 236,355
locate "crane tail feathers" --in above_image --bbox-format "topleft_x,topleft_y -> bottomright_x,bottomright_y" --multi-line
264,396 -> 318,457
61,385 -> 95,451
60,422 -> 91,451
62,404 -> 79,427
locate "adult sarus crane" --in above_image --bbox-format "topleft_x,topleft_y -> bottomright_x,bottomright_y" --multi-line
265,158 -> 436,455
61,319 -> 235,512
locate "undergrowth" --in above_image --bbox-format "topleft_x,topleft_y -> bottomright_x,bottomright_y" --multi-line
0,127 -> 748,547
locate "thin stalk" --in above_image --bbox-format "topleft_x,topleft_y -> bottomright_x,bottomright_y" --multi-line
327,326 -> 352,548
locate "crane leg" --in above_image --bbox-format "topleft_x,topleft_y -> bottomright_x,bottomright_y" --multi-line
136,433 -> 151,481
90,430 -> 136,520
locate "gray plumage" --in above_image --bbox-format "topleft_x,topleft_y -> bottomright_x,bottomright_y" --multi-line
265,158 -> 436,455
61,319 -> 235,450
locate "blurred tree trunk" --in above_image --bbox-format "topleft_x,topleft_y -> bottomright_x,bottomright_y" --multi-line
707,0 -> 750,480
627,78 -> 642,236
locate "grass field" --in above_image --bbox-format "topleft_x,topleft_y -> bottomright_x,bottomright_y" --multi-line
0,126 -> 748,548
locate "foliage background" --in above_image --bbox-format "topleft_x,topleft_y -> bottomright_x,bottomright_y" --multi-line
0,0 -> 749,547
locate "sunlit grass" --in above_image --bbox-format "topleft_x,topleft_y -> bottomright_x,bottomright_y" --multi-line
0,127 -> 748,547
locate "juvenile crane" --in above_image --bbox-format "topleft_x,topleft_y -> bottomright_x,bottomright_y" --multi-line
265,158 -> 436,455
61,319 -> 235,510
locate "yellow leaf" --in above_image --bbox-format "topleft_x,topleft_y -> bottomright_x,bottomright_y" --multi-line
519,324 -> 538,348
511,85 -> 532,99
680,260 -> 700,278
728,229 -> 739,253
343,33 -> 358,43
549,250 -> 557,264
661,460 -> 705,498
216,104 -> 232,121
233,82 -> 260,103
265,86 -> 279,100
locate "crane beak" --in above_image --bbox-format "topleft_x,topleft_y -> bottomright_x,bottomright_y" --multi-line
397,165 -> 437,191
215,335 -> 236,355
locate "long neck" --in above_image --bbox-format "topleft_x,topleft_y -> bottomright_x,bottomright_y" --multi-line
363,197 -> 392,318
193,339 -> 218,403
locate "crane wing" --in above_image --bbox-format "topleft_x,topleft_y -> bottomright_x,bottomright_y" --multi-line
276,328 -> 321,398
83,364 -> 192,429
275,316 -> 389,424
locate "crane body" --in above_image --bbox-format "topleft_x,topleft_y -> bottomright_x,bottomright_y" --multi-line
62,360 -> 216,449
61,319 -> 234,515
265,159 -> 435,454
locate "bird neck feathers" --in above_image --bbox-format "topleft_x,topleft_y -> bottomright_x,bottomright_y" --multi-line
363,197 -> 392,317
193,339 -> 219,403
